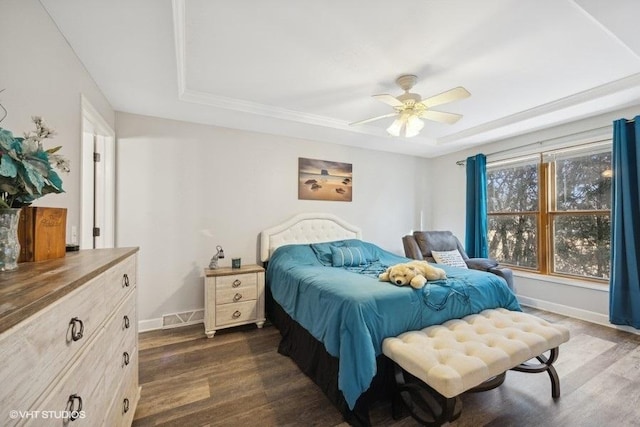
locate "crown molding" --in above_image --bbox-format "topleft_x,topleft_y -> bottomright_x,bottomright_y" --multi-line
437,72 -> 640,145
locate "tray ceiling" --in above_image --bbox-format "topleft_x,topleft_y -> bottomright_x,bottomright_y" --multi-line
41,0 -> 640,157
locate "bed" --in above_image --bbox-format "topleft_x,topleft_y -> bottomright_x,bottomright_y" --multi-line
260,213 -> 520,426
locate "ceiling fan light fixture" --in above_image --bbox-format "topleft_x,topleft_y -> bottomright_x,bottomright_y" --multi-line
387,113 -> 423,138
405,115 -> 424,137
386,114 -> 406,137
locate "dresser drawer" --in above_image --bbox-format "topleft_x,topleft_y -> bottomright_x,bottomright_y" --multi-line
215,272 -> 257,291
104,350 -> 139,427
105,255 -> 136,314
215,300 -> 257,326
103,292 -> 137,396
216,283 -> 257,305
0,273 -> 107,418
24,330 -> 107,427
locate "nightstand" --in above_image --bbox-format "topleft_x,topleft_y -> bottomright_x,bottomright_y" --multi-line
203,264 -> 265,338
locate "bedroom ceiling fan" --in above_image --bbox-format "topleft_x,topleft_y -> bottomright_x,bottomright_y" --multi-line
350,75 -> 471,138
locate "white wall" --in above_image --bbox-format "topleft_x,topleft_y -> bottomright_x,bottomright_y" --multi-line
0,0 -> 114,239
115,112 -> 432,326
429,105 -> 640,332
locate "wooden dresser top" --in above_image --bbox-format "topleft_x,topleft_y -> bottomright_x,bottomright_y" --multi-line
0,247 -> 139,334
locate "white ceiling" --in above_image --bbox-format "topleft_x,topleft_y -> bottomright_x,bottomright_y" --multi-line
40,0 -> 640,158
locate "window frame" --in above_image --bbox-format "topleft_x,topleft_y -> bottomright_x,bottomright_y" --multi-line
486,141 -> 611,284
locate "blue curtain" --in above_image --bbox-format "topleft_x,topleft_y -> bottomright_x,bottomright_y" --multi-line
609,116 -> 640,328
465,154 -> 488,258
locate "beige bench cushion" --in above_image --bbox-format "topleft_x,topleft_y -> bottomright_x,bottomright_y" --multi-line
382,308 -> 570,398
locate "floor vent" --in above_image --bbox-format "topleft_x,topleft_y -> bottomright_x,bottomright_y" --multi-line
162,309 -> 204,328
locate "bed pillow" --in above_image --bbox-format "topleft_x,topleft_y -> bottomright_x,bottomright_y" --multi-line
330,246 -> 366,267
431,249 -> 468,269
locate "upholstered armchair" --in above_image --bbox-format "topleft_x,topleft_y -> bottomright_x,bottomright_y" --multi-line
402,230 -> 514,290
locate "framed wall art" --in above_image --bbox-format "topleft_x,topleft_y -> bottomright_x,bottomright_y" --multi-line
298,157 -> 352,202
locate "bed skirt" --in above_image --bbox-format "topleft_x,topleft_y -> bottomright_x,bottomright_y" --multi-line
266,287 -> 394,427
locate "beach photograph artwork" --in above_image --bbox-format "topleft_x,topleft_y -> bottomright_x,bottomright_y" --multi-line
298,158 -> 352,202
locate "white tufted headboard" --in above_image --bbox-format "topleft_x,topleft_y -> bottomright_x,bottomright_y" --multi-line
260,213 -> 362,262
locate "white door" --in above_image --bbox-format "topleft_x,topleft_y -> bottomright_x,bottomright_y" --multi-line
81,96 -> 115,249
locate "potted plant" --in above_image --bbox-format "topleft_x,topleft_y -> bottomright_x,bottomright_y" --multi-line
0,116 -> 69,271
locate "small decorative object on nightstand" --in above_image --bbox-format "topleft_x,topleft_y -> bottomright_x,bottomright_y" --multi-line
208,245 -> 225,269
203,264 -> 265,338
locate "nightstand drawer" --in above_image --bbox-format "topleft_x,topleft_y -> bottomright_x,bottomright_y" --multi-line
216,284 -> 257,305
215,273 -> 257,291
215,301 -> 257,326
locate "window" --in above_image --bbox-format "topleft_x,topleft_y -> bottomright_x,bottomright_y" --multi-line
487,141 -> 612,281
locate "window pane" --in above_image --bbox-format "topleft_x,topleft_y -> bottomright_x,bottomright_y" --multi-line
488,215 -> 538,268
553,214 -> 610,279
554,152 -> 612,211
487,163 -> 538,212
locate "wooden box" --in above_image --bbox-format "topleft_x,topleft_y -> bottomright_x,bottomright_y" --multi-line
18,207 -> 67,263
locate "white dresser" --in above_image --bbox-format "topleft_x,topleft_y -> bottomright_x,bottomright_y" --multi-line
203,265 -> 265,338
0,248 -> 140,426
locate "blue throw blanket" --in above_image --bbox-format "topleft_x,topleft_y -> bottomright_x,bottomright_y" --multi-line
266,239 -> 520,409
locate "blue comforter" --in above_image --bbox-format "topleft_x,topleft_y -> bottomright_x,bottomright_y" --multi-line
266,239 -> 520,409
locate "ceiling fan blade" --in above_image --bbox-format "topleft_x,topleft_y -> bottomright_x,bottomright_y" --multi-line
372,94 -> 404,108
420,87 -> 470,109
349,112 -> 398,126
420,110 -> 463,124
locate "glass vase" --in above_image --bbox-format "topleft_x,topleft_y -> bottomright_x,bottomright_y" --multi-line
0,208 -> 21,272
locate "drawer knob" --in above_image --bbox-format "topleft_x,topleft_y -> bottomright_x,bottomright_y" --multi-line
233,293 -> 242,302
123,315 -> 130,329
123,351 -> 130,366
122,273 -> 130,288
123,398 -> 130,414
69,317 -> 84,342
65,394 -> 83,421
232,310 -> 242,319
232,279 -> 242,288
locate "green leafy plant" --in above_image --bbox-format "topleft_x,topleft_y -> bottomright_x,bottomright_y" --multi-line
0,116 -> 69,209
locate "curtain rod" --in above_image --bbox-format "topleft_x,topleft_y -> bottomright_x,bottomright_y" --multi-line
454,120 -> 632,166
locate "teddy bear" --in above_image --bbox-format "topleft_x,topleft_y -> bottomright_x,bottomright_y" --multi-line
379,261 -> 447,289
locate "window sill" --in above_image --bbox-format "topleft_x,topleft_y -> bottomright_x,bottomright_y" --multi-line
513,270 -> 609,292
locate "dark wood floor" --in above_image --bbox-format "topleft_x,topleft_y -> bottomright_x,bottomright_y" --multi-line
133,309 -> 640,427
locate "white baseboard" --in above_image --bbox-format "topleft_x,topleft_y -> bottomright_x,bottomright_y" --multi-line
517,295 -> 640,336
138,318 -> 163,332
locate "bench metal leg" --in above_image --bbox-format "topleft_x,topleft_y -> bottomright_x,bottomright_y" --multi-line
392,363 -> 461,426
510,347 -> 561,398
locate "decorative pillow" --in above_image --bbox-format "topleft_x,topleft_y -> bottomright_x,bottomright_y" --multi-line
311,241 -> 345,266
341,239 -> 379,262
330,246 -> 366,267
431,249 -> 468,269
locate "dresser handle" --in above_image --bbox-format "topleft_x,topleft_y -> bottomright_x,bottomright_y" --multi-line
123,398 -> 130,413
66,394 -> 83,421
69,317 -> 84,341
233,293 -> 242,302
122,273 -> 130,288
123,315 -> 130,329
232,279 -> 241,288
123,351 -> 130,366
232,310 -> 242,319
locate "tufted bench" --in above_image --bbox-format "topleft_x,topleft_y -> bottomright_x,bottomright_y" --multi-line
382,308 -> 570,426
